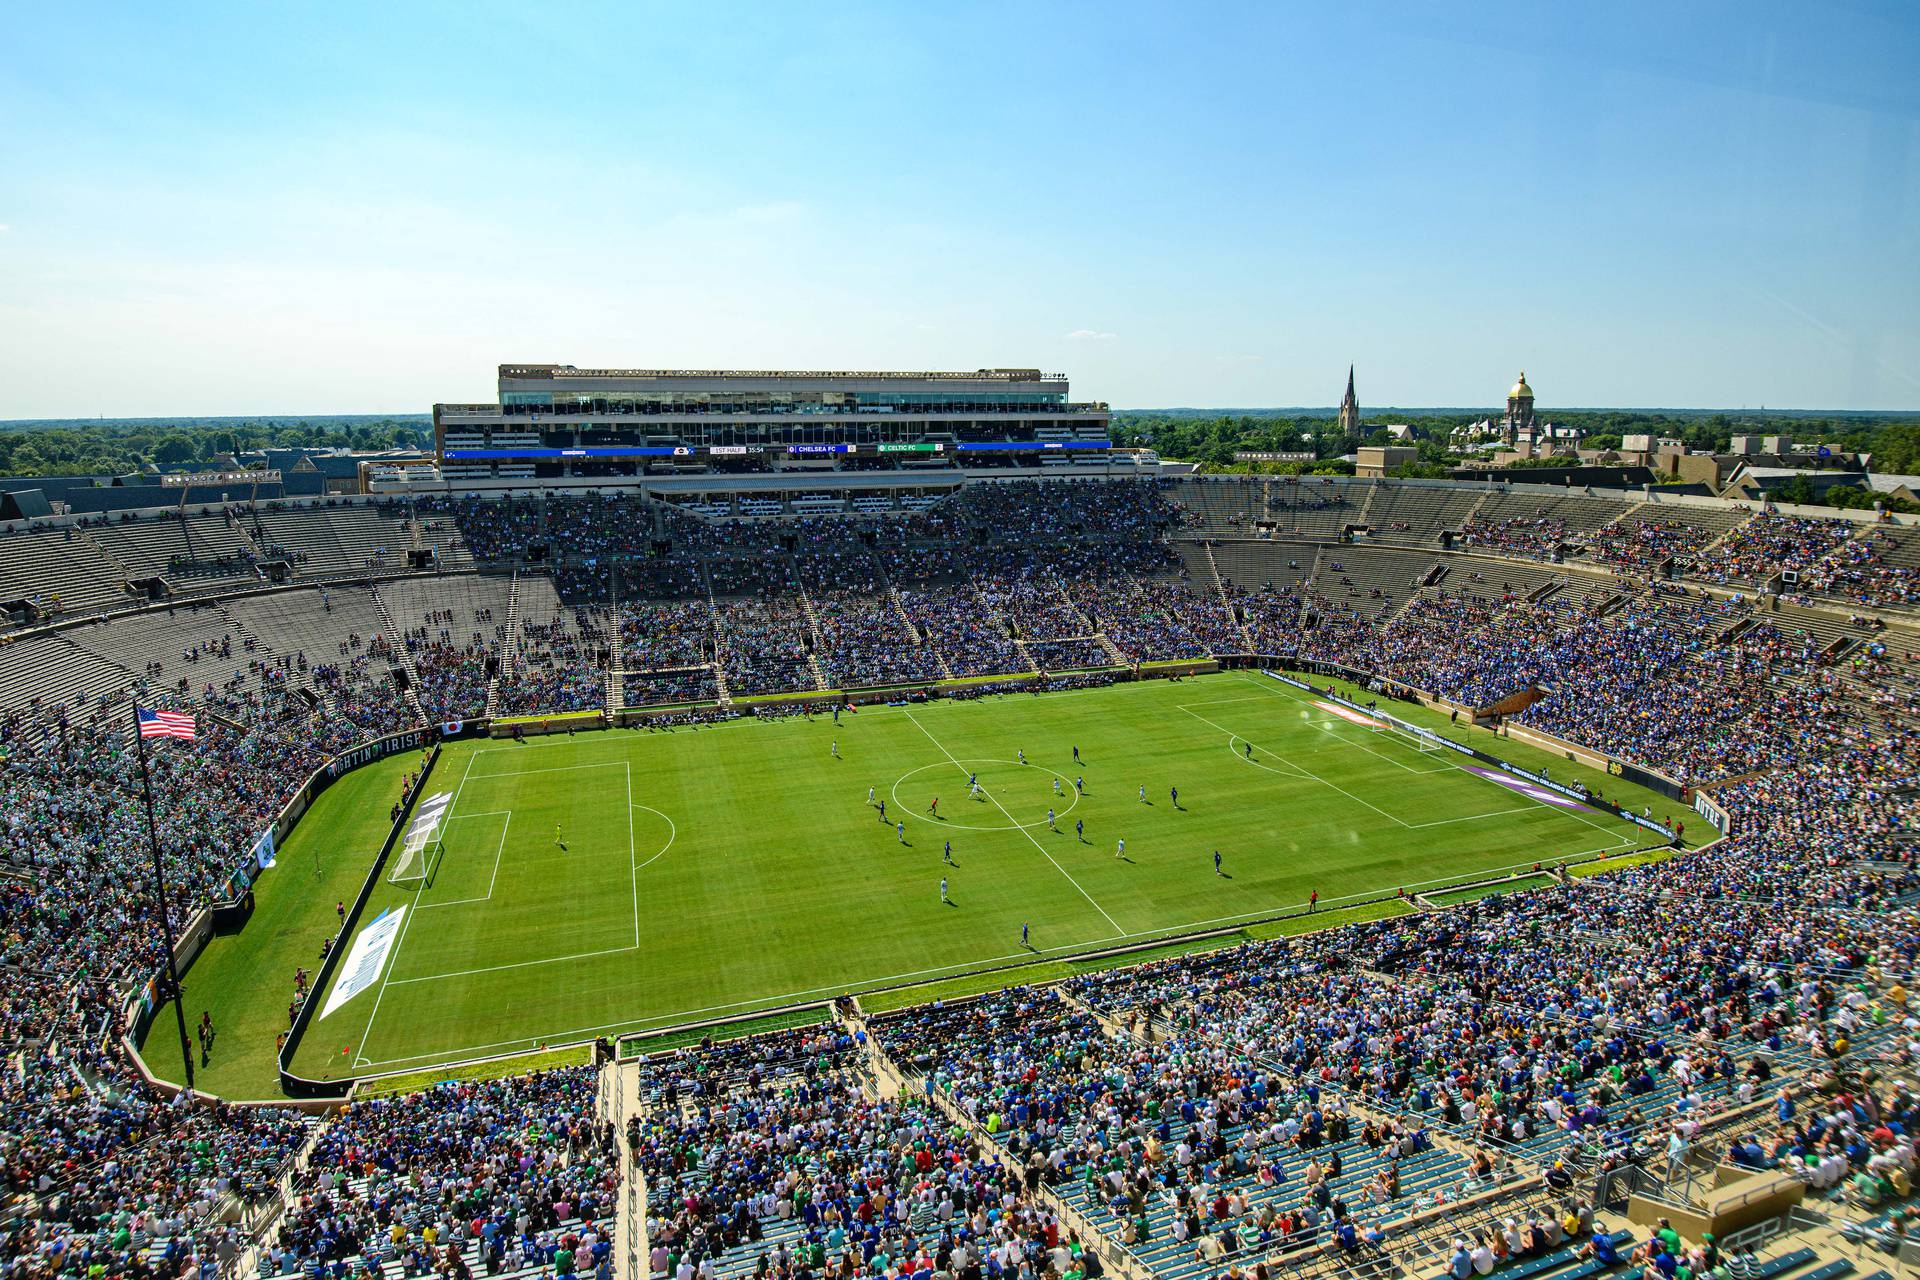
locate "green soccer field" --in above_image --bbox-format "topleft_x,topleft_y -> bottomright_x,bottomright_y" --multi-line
252,670 -> 1678,1084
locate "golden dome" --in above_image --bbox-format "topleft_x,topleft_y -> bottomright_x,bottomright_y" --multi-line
1509,371 -> 1534,400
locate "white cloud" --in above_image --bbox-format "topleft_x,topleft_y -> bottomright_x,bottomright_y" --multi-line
0,224 -> 10,233
1067,328 -> 1117,340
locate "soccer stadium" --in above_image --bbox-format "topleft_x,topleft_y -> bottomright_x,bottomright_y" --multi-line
4,361 -> 1920,1280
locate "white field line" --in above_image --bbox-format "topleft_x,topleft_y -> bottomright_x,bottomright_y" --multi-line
352,838 -> 1640,1071
356,677 -> 1644,1067
1197,714 -> 1542,831
903,710 -> 1125,934
1236,673 -> 1644,838
356,750 -> 480,1063
632,805 -> 679,871
417,811 -> 512,909
1312,720 -> 1455,775
1181,697 -> 1451,774
626,763 -> 639,947
1177,703 -> 1414,828
466,761 -> 628,780
1176,705 -> 1314,780
1408,805 -> 1539,829
386,940 -> 641,987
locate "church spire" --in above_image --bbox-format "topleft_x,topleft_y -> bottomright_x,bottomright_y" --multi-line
1338,364 -> 1361,434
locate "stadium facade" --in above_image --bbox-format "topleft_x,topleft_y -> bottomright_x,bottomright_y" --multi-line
433,364 -> 1114,486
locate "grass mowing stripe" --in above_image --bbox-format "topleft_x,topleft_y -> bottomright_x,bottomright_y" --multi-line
355,748 -> 479,1064
178,673 -> 1684,1097
903,708 -> 1126,935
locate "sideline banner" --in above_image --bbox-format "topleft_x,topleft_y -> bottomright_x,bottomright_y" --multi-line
319,905 -> 407,1019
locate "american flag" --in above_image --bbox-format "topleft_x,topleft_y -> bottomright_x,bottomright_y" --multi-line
136,707 -> 197,740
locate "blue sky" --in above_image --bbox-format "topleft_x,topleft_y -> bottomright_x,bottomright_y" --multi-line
1,0 -> 1915,416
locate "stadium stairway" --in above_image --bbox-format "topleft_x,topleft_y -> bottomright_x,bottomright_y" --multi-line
963,568 -> 1038,673
871,553 -> 955,678
487,568 -> 522,716
1202,542 -> 1257,651
832,997 -> 907,1100
693,564 -> 742,706
788,572 -> 831,691
602,1058 -> 648,1280
77,525 -> 134,587
1046,578 -> 1130,666
868,1064 -> 1163,1280
369,583 -> 428,723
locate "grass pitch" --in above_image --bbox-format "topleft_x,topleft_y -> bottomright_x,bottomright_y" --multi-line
165,671 -> 1688,1093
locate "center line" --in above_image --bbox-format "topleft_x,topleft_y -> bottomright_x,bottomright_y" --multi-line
903,710 -> 1125,934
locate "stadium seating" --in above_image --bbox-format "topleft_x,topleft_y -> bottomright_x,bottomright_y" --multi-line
6,474 -> 1920,1278
1364,483 -> 1495,546
0,524 -> 131,615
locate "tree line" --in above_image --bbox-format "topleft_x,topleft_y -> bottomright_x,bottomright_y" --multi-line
0,417 -> 432,478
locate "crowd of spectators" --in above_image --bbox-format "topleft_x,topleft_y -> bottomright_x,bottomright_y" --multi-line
633,1022 -> 1102,1280
1691,513 -> 1857,586
271,1067 -> 618,1280
7,478 -> 1920,1280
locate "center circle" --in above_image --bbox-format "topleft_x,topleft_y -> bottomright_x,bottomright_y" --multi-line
890,758 -> 1083,832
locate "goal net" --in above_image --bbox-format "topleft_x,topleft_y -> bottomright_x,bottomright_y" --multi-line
1373,717 -> 1444,754
388,791 -> 454,885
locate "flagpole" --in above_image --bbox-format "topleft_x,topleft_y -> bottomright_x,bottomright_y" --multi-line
132,705 -> 197,1090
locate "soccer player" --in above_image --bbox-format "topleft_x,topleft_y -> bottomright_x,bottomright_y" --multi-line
940,877 -> 948,903
970,778 -> 982,801
1075,818 -> 1084,841
1244,741 -> 1254,759
1170,785 -> 1179,808
928,796 -> 939,817
554,822 -> 564,848
1116,837 -> 1125,859
1214,849 -> 1223,876
1021,922 -> 1029,947
1138,784 -> 1146,804
1075,776 -> 1083,793
877,799 -> 886,822
897,820 -> 906,844
831,739 -> 839,758
1072,745 -> 1080,763
1053,777 -> 1061,796
1047,808 -> 1056,831
1017,748 -> 1026,765
943,839 -> 954,865
867,785 -> 875,806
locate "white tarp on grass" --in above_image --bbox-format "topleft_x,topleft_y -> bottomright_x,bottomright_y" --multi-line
319,905 -> 406,1019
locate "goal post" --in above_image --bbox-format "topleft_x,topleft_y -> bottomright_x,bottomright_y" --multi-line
388,791 -> 454,886
1372,715 -> 1443,754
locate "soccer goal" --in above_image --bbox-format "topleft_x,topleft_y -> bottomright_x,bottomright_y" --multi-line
388,791 -> 454,886
1373,717 -> 1444,754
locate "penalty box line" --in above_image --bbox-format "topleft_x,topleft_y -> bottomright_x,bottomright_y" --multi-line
352,836 -> 1632,1072
901,709 -> 1125,935
1215,681 -> 1457,777
1233,673 -> 1640,838
357,749 -> 481,1065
